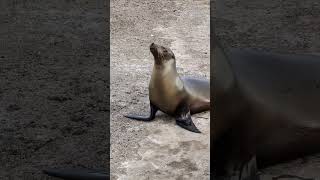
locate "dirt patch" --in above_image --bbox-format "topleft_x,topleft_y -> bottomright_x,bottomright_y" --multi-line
0,1 -> 108,179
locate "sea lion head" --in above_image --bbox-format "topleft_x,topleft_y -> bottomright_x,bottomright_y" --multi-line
150,43 -> 175,65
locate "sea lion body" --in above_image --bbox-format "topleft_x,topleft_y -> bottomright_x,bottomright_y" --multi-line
149,63 -> 210,115
126,43 -> 210,133
213,40 -> 320,179
231,49 -> 320,166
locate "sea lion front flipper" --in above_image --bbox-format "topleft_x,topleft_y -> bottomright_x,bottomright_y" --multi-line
124,102 -> 158,121
213,130 -> 259,180
239,156 -> 260,180
43,168 -> 108,180
213,156 -> 260,180
175,103 -> 201,133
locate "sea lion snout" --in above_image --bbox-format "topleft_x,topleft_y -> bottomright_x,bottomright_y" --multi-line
150,43 -> 158,54
150,42 -> 159,47
150,42 -> 156,48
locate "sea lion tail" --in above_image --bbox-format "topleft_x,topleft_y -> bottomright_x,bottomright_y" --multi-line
43,168 -> 109,180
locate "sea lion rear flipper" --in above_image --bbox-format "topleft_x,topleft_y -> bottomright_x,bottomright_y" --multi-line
175,103 -> 201,133
43,168 -> 108,180
124,102 -> 158,121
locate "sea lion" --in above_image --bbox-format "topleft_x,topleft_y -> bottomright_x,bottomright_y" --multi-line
125,43 -> 210,133
212,36 -> 320,180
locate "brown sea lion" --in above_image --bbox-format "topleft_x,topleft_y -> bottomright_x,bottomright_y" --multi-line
212,37 -> 320,180
125,43 -> 210,133
43,168 -> 108,180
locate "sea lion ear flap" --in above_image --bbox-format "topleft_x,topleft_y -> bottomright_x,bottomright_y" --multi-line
213,35 -> 236,94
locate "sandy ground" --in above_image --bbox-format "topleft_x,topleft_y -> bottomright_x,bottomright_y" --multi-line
214,0 -> 320,179
0,1 -> 108,179
110,0 -> 210,179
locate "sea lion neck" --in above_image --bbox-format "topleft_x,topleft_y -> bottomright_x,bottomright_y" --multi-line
152,59 -> 177,74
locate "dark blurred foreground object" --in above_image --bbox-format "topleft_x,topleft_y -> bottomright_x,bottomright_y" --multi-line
212,36 -> 320,180
43,168 -> 109,180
